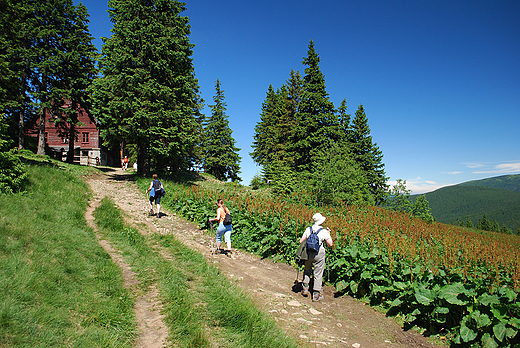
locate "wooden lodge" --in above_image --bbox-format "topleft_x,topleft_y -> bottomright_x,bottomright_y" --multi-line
26,102 -> 118,167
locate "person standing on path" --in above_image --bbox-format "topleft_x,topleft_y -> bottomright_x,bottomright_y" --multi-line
209,199 -> 232,257
146,174 -> 164,218
299,213 -> 333,302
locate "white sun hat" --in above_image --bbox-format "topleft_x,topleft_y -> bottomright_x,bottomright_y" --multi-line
312,213 -> 326,226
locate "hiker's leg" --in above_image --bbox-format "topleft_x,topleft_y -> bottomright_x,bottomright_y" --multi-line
302,257 -> 314,287
224,225 -> 232,251
312,250 -> 326,293
216,223 -> 225,250
156,196 -> 161,216
149,197 -> 154,213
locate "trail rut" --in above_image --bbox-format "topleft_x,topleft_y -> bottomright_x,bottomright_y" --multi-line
85,168 -> 443,348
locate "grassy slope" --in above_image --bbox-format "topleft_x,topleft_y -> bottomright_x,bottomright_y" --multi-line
0,157 -> 136,347
415,174 -> 520,231
0,156 -> 297,348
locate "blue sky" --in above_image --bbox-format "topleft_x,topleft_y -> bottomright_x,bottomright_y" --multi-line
78,0 -> 520,194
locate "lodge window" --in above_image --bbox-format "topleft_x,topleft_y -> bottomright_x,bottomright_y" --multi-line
82,132 -> 89,143
62,137 -> 68,143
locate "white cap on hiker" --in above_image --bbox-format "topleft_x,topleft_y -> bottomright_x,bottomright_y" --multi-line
313,213 -> 326,225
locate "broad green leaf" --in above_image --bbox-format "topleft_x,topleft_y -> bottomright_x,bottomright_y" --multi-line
360,270 -> 372,280
497,286 -> 517,302
460,319 -> 478,343
506,326 -> 517,339
389,297 -> 403,308
393,282 -> 408,290
493,322 -> 506,342
349,280 -> 358,294
438,283 -> 466,305
479,293 -> 501,306
335,280 -> 348,292
414,287 -> 434,305
471,311 -> 491,328
490,305 -> 509,321
481,333 -> 499,348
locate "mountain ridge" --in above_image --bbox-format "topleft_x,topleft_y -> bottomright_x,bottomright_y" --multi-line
412,174 -> 520,232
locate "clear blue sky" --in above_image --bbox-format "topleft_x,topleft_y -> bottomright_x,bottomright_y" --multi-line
78,0 -> 520,194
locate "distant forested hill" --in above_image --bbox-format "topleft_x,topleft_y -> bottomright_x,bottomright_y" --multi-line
412,174 -> 520,232
460,174 -> 520,192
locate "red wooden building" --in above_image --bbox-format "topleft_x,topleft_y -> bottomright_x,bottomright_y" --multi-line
26,102 -> 118,166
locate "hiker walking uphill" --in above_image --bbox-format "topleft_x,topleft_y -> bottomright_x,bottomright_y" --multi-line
209,199 -> 233,257
299,213 -> 333,302
146,174 -> 165,218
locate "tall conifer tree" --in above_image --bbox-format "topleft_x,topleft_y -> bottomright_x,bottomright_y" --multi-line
351,104 -> 388,204
89,0 -> 203,175
204,79 -> 241,182
51,2 -> 97,162
290,40 -> 339,172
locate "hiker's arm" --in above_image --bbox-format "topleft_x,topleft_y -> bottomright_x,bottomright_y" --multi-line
299,228 -> 309,244
325,237 -> 333,247
209,208 -> 222,222
146,181 -> 153,193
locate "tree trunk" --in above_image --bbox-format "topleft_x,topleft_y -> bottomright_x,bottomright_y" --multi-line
18,109 -> 24,150
66,122 -> 74,163
37,107 -> 46,155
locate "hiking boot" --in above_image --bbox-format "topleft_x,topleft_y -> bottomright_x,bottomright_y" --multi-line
301,285 -> 309,297
149,209 -> 154,216
312,291 -> 324,302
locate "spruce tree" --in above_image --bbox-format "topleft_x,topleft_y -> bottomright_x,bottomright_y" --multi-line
203,79 -> 241,182
89,0 -> 203,175
290,40 -> 339,172
1,0 -> 36,150
351,104 -> 388,204
50,2 -> 97,163
251,85 -> 278,168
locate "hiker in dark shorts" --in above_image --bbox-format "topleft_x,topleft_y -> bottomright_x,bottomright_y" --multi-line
299,213 -> 333,302
146,174 -> 164,218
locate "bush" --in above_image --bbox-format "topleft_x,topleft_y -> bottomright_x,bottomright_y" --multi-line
0,119 -> 28,194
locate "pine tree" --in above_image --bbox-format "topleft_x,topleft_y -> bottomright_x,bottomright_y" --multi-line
1,0 -> 36,150
290,40 -> 339,173
203,79 -> 241,182
89,0 -> 203,175
351,104 -> 388,204
49,2 -> 97,163
251,85 -> 278,168
465,217 -> 474,228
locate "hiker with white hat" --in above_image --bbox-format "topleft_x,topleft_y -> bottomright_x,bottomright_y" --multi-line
299,213 -> 333,301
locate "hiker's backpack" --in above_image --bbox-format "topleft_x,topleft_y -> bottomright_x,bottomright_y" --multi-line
306,227 -> 322,252
223,209 -> 232,225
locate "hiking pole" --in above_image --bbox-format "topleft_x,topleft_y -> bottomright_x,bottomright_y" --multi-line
295,258 -> 300,282
210,220 -> 214,255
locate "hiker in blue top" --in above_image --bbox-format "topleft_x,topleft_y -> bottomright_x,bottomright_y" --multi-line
299,213 -> 333,302
146,174 -> 164,218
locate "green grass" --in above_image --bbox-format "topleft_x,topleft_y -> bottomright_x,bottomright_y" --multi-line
94,196 -> 298,348
0,157 -> 136,347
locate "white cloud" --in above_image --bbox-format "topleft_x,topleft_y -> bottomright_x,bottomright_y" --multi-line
387,178 -> 453,195
446,171 -> 462,175
472,161 -> 520,174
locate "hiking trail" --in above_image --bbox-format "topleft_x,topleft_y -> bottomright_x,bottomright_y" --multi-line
85,168 -> 442,348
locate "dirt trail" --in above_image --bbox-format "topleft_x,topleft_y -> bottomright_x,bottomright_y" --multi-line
85,168 -> 441,348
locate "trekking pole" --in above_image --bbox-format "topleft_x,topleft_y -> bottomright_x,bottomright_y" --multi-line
295,258 -> 300,282
210,221 -> 214,255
